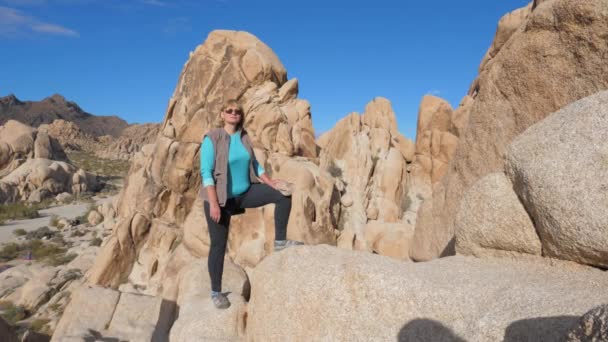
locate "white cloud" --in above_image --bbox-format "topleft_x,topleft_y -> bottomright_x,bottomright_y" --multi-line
32,22 -> 78,36
0,6 -> 79,37
0,0 -> 47,5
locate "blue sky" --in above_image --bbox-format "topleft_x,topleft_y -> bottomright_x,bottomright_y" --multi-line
0,0 -> 529,140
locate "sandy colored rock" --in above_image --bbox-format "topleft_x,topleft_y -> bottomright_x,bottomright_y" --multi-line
0,264 -> 55,298
1,158 -> 98,204
0,120 -> 67,178
6,265 -> 57,310
96,123 -> 160,160
455,172 -> 541,258
481,4 -> 532,70
51,286 -> 120,341
168,257 -> 247,341
319,98 -> 411,255
363,221 -> 415,260
451,95 -> 474,137
247,245 -> 608,342
39,119 -> 159,161
90,30 -> 328,288
416,95 -> 453,138
106,292 -> 174,341
87,210 -> 103,226
0,120 -> 36,156
413,0 -> 608,261
505,91 -> 608,268
55,192 -> 73,203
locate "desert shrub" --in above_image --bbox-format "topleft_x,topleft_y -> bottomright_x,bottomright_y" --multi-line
29,318 -> 50,333
0,243 -> 21,261
49,215 -> 59,228
46,253 -> 77,267
0,239 -> 70,263
50,233 -> 68,247
25,227 -> 55,240
48,303 -> 61,313
0,300 -> 13,311
0,301 -> 27,324
66,151 -> 130,178
13,229 -> 27,237
70,230 -> 87,238
0,203 -> 39,222
89,237 -> 102,247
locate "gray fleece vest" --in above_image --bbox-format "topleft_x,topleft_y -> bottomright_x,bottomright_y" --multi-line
198,128 -> 260,207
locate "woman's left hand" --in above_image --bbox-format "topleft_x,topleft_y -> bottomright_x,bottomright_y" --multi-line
268,179 -> 282,190
259,173 -> 281,189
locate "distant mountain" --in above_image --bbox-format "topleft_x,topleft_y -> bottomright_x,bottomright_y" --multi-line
0,94 -> 129,137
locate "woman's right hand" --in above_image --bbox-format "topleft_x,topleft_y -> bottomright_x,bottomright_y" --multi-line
209,202 -> 221,223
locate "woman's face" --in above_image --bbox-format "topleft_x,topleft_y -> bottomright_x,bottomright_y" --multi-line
221,105 -> 243,126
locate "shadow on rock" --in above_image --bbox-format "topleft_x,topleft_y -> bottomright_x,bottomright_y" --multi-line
151,298 -> 177,342
504,315 -> 579,342
83,329 -> 124,342
398,319 -> 466,342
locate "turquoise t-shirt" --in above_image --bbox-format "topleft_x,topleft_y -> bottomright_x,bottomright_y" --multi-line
200,131 -> 265,198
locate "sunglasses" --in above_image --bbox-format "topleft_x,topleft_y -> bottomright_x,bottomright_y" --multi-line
224,108 -> 242,115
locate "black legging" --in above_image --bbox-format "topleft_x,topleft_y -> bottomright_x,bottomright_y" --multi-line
203,183 -> 292,292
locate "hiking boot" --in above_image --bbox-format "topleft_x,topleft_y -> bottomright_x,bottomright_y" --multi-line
211,292 -> 230,309
274,239 -> 304,252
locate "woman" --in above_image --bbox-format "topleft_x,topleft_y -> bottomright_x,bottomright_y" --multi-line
200,99 -> 303,309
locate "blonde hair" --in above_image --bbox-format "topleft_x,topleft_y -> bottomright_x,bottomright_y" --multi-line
215,99 -> 245,131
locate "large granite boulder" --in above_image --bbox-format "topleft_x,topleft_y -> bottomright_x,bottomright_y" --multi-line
454,172 -> 541,258
51,286 -> 173,342
247,245 -> 608,341
0,120 -> 66,178
505,90 -> 608,268
412,0 -> 608,261
0,158 -> 98,204
169,257 -> 248,341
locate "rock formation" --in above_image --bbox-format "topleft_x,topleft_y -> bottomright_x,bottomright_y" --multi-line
411,0 -> 608,261
0,198 -> 118,336
39,119 -> 160,161
40,2 -> 608,339
411,95 -> 461,187
317,98 -> 416,260
454,90 -> 608,268
0,93 -> 128,137
247,246 -> 608,341
0,120 -> 67,177
87,30 -> 339,292
0,120 -> 99,204
95,123 -> 160,160
38,119 -> 96,153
